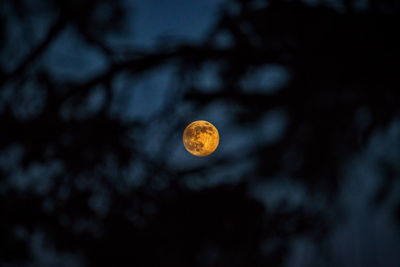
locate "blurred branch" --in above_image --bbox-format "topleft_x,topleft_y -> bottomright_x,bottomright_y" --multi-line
185,90 -> 289,108
64,45 -> 285,99
0,16 -> 67,87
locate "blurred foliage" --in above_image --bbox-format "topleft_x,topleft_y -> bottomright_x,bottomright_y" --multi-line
0,0 -> 400,266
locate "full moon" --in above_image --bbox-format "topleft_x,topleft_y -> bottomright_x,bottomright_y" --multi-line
183,120 -> 219,157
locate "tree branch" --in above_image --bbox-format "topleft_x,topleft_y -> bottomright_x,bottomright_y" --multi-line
64,45 -> 285,98
0,16 -> 67,87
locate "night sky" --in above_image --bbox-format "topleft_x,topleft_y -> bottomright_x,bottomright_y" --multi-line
1,0 -> 400,266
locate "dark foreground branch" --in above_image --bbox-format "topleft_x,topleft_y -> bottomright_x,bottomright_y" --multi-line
0,16 -> 67,87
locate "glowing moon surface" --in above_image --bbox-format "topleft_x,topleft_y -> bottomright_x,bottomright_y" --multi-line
183,120 -> 219,157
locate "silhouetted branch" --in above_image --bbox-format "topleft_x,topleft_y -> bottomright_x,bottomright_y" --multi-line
0,16 -> 67,87
185,90 -> 289,108
62,45 -> 285,100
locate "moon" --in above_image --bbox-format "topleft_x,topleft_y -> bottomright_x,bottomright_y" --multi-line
183,120 -> 219,157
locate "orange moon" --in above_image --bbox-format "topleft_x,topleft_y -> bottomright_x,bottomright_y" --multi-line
183,120 -> 219,157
